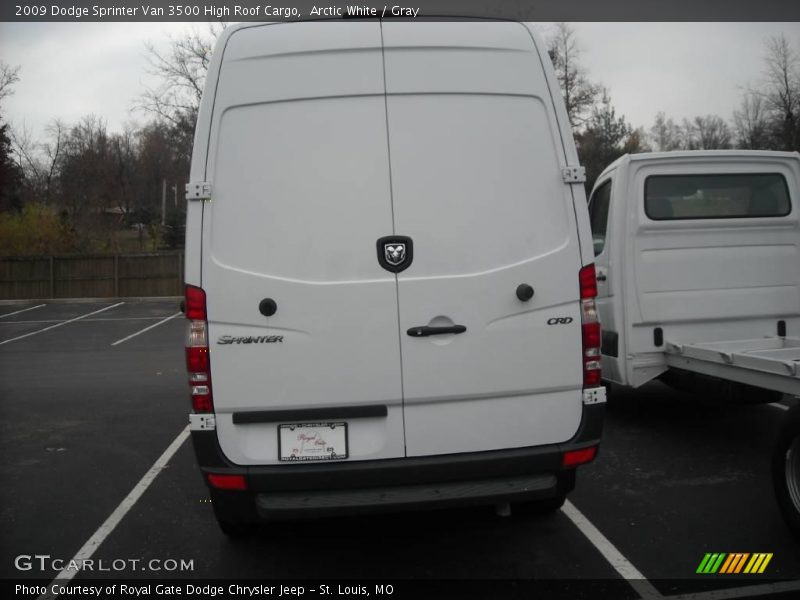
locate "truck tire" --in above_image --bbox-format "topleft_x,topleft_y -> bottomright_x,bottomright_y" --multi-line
772,405 -> 800,539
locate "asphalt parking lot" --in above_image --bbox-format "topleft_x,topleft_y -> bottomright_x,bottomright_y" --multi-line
1,299 -> 799,599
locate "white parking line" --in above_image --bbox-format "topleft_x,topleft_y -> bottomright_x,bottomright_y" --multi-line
0,302 -> 124,346
111,311 -> 182,346
38,427 -> 190,599
2,316 -> 173,324
769,402 -> 790,411
666,579 -> 800,600
0,303 -> 46,318
561,499 -> 664,599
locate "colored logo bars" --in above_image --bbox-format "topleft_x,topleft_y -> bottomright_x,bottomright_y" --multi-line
696,553 -> 773,574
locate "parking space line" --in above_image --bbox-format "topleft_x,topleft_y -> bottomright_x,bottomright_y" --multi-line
3,316 -> 174,325
562,499 -> 664,599
0,303 -> 46,318
769,403 -> 789,411
38,426 -> 190,599
666,579 -> 800,600
111,311 -> 182,346
0,302 -> 125,346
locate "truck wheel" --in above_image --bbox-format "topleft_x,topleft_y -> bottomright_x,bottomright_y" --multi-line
211,489 -> 258,538
772,405 -> 800,539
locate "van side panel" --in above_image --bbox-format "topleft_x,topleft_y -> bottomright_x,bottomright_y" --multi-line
382,23 -> 584,456
201,23 -> 405,464
624,155 -> 800,387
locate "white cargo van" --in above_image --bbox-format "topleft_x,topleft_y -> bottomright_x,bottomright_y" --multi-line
589,150 -> 800,399
183,20 -> 605,534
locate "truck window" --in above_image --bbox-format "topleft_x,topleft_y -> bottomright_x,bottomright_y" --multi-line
588,180 -> 612,256
645,173 -> 791,220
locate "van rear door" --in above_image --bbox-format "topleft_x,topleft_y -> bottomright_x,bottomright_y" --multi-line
201,23 -> 404,465
382,22 -> 585,456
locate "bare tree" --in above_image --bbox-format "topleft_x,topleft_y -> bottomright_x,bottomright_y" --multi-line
548,23 -> 601,130
649,112 -> 684,151
0,60 -> 21,106
109,124 -> 138,215
9,120 -> 65,206
692,115 -> 732,149
733,93 -> 770,149
59,115 -> 113,219
0,61 -> 23,211
138,24 -> 225,126
751,34 -> 800,150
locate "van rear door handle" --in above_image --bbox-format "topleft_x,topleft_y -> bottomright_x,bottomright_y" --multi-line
407,325 -> 467,337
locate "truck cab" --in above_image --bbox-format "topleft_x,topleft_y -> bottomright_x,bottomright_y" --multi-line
589,150 -> 800,398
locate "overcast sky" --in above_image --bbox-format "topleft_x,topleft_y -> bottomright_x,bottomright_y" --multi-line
1,22 -> 799,143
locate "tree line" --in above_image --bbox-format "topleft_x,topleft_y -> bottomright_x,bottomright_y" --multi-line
549,23 -> 800,190
0,23 -> 798,256
0,26 -> 219,256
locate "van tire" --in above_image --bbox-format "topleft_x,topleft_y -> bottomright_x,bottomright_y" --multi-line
210,489 -> 258,538
772,405 -> 800,539
215,517 -> 253,538
515,493 -> 566,515
514,471 -> 573,515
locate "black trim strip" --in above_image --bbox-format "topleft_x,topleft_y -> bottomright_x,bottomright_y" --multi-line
232,404 -> 388,424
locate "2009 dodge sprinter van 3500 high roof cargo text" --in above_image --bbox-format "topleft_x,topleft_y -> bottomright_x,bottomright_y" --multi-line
183,20 -> 605,534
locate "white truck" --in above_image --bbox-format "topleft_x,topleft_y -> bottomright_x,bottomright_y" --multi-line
588,150 -> 800,400
183,20 -> 606,534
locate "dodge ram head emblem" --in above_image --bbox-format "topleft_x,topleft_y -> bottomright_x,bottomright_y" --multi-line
376,236 -> 413,273
385,243 -> 406,266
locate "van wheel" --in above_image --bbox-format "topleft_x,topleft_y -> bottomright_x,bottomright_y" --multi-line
210,489 -> 258,538
514,493 -> 566,516
515,470 -> 573,515
772,405 -> 800,539
215,516 -> 254,538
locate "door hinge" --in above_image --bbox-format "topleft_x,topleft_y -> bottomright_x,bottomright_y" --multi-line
582,387 -> 606,405
562,166 -> 586,184
186,182 -> 212,201
190,413 -> 216,430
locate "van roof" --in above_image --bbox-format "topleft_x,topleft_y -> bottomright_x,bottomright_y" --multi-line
598,150 -> 800,182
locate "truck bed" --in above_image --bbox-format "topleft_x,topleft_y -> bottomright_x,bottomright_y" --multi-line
664,337 -> 800,396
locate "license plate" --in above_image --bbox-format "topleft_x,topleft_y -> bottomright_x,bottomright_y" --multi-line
278,422 -> 348,462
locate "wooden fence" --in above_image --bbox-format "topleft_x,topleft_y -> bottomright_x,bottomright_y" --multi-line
0,253 -> 184,300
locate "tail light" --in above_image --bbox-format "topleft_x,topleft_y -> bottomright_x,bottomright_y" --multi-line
579,265 -> 602,387
185,285 -> 213,413
563,446 -> 597,467
207,473 -> 247,490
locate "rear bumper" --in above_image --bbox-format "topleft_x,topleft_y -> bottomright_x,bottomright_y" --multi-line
191,402 -> 604,519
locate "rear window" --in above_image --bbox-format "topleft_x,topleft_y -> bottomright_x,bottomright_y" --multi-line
644,173 -> 791,220
589,179 -> 612,256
